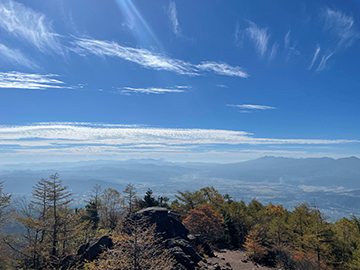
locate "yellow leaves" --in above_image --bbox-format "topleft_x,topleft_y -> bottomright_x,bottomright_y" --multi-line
244,229 -> 268,262
266,203 -> 285,217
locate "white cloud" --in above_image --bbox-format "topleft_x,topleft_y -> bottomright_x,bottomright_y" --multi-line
245,22 -> 270,58
316,52 -> 334,72
0,72 -> 66,89
0,43 -> 36,68
0,123 -> 357,164
0,123 -> 356,148
118,86 -> 187,95
228,104 -> 275,110
308,45 -> 321,70
284,31 -> 300,59
197,61 -> 249,78
268,43 -> 278,61
72,37 -> 249,77
312,8 -> 359,73
322,8 -> 359,48
0,0 -> 62,54
168,1 -> 181,37
234,22 -> 244,47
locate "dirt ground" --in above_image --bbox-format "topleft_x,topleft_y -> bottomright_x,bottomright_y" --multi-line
206,249 -> 276,270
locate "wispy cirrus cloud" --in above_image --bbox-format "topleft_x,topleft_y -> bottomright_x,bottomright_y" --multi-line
0,0 -> 63,54
118,85 -> 188,95
308,45 -> 321,70
268,42 -> 278,62
0,43 -> 36,68
284,31 -> 300,60
311,8 -> 359,72
197,61 -> 249,78
234,22 -> 244,47
72,37 -> 249,77
167,1 -> 181,37
322,8 -> 359,48
227,104 -> 275,112
316,52 -> 334,72
0,72 -> 66,90
245,22 -> 270,58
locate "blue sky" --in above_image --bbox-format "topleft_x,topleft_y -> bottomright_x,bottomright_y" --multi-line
0,0 -> 359,163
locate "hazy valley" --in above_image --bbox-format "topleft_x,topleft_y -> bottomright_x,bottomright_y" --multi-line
2,156 -> 360,221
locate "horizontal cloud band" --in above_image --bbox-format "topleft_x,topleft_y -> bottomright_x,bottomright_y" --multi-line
0,123 -> 357,148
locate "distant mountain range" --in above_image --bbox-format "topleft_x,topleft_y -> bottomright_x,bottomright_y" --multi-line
1,156 -> 360,192
201,156 -> 360,188
1,156 -> 360,220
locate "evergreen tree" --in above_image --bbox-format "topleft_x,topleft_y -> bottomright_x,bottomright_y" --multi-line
170,189 -> 206,219
84,201 -> 100,230
138,188 -> 159,208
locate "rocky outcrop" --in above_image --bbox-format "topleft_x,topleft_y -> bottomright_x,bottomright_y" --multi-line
70,207 -> 230,270
77,234 -> 114,263
132,207 -> 230,270
131,206 -> 189,239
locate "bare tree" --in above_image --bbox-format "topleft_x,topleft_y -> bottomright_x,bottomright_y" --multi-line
123,183 -> 137,214
87,217 -> 174,270
100,188 -> 124,230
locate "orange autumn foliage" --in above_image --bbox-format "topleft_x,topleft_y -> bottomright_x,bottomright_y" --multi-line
182,204 -> 224,241
244,229 -> 267,262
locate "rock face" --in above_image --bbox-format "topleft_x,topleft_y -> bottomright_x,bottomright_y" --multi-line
77,234 -> 114,263
131,206 -> 189,239
131,207 -> 229,270
72,207 -> 230,270
60,235 -> 114,269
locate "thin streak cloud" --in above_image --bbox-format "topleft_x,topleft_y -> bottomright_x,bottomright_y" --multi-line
316,52 -> 334,72
268,43 -> 278,62
0,43 -> 36,68
284,31 -> 300,59
308,45 -> 321,70
119,86 -> 187,95
168,1 -> 181,37
228,104 -> 275,110
245,22 -> 270,58
196,61 -> 249,78
72,37 -> 249,77
0,72 -> 66,89
0,0 -> 63,54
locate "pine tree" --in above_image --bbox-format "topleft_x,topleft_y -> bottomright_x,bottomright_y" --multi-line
138,188 -> 159,208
